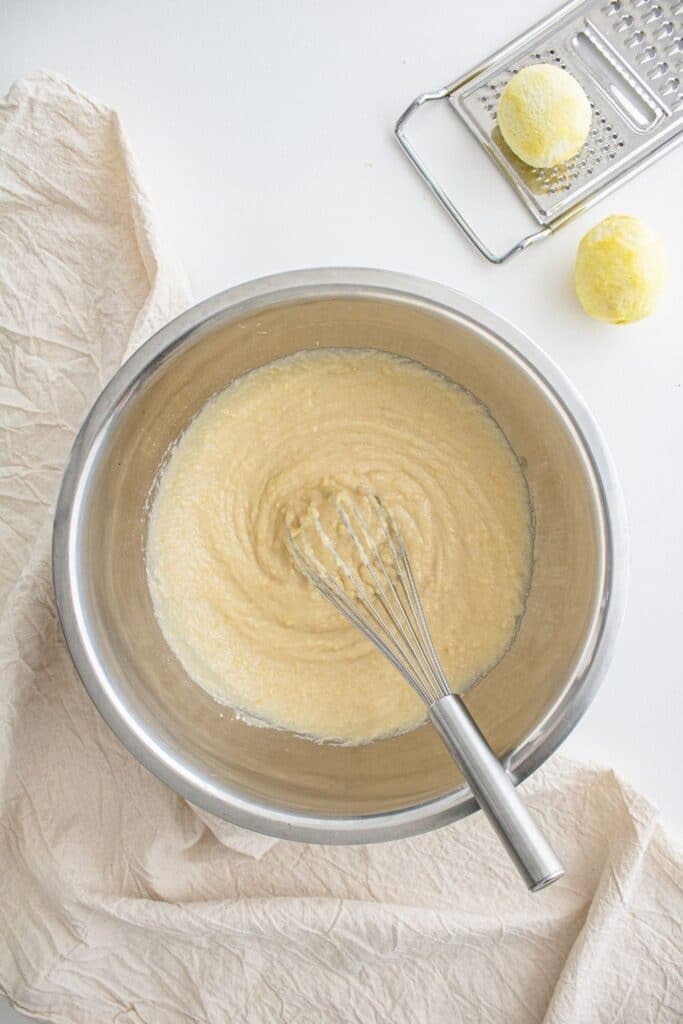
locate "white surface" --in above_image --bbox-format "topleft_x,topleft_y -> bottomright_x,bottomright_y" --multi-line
1,1 -> 681,1020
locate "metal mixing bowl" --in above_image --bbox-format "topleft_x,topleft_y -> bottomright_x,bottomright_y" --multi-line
53,268 -> 628,843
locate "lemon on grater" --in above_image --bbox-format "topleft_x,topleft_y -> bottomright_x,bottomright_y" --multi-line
497,64 -> 592,169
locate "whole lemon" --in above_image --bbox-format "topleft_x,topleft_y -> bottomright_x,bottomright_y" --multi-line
497,64 -> 592,168
574,215 -> 667,324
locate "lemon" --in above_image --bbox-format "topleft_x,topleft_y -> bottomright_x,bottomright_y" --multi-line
574,215 -> 667,325
497,64 -> 592,168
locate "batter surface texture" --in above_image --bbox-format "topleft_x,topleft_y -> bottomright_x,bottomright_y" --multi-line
147,348 -> 532,743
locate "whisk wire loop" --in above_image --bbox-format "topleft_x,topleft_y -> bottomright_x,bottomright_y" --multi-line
289,494 -> 450,705
289,503 -> 436,703
338,495 -> 445,703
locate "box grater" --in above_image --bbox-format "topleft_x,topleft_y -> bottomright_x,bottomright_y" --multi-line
395,0 -> 683,262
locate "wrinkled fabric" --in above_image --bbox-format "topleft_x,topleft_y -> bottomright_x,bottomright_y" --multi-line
0,72 -> 681,1024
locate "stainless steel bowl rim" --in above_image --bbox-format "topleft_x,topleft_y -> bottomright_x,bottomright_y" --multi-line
53,268 -> 629,844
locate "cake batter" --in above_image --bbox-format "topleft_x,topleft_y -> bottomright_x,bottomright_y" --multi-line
146,348 -> 532,744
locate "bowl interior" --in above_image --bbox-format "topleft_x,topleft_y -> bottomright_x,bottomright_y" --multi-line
71,290 -> 605,821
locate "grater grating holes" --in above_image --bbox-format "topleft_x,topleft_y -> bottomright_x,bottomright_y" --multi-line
599,0 -> 683,106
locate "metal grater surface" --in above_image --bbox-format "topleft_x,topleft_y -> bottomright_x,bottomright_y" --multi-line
395,0 -> 683,260
452,0 -> 683,223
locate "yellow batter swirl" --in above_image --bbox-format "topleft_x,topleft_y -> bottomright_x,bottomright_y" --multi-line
146,349 -> 532,744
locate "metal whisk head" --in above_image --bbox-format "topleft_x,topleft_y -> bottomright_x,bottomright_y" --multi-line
287,490 -> 451,708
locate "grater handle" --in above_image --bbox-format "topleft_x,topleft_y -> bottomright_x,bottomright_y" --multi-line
394,87 -> 551,264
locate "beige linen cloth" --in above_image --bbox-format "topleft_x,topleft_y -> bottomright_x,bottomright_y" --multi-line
0,72 -> 681,1024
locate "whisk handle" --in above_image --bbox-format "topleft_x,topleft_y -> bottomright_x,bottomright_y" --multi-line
429,694 -> 564,892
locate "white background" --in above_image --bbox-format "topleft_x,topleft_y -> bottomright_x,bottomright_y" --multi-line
2,0 -> 681,1020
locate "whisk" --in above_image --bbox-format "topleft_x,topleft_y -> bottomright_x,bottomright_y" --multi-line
288,490 -> 564,891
